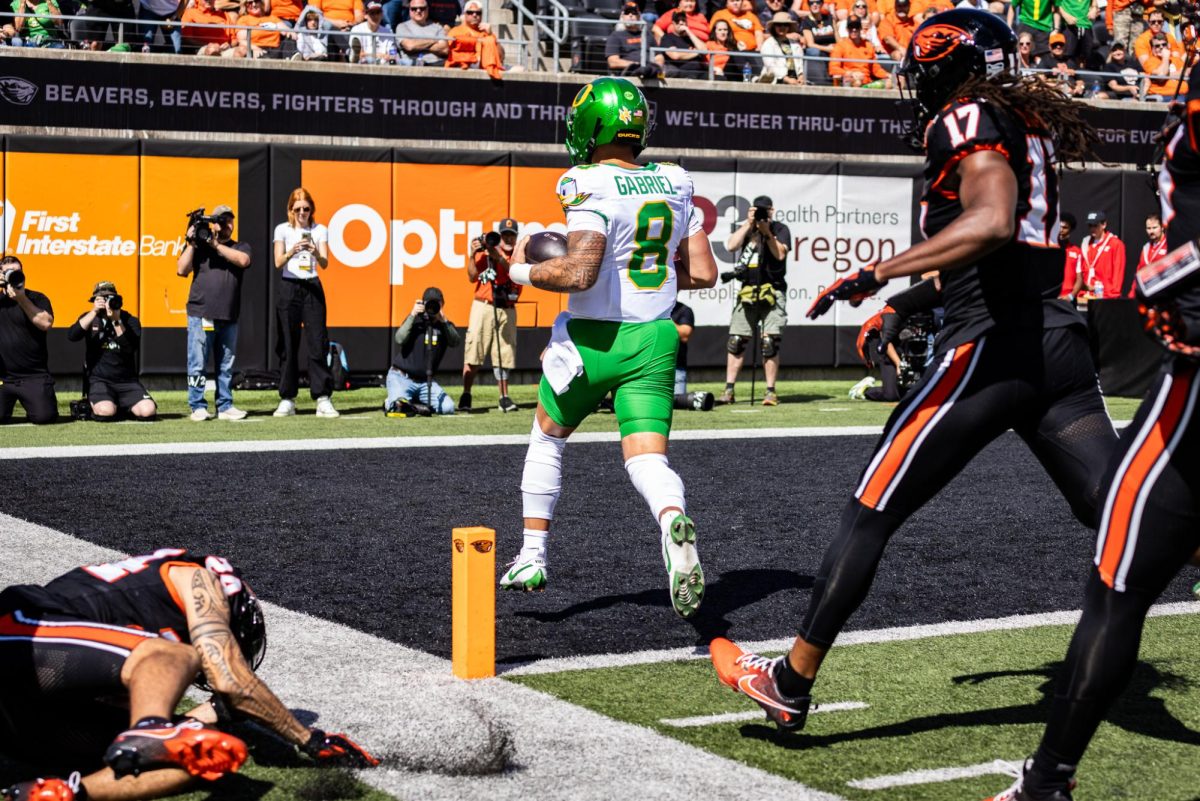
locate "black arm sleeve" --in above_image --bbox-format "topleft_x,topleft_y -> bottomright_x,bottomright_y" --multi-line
66,317 -> 87,342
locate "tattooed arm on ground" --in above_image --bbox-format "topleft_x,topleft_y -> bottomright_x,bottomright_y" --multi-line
168,565 -> 311,746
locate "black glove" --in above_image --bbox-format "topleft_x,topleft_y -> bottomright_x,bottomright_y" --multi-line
807,266 -> 886,320
1141,303 -> 1200,360
303,728 -> 380,768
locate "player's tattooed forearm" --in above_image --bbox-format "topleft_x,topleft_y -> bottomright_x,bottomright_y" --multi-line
530,231 -> 605,292
190,567 -> 231,620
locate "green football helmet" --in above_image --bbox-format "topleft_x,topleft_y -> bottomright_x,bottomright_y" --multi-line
564,77 -> 653,166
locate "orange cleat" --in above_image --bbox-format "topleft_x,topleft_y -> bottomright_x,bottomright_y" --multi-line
2,775 -> 80,801
104,719 -> 248,781
710,637 -> 810,731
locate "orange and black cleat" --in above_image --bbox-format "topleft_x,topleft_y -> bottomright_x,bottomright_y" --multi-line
2,774 -> 81,801
710,637 -> 811,732
104,719 -> 248,781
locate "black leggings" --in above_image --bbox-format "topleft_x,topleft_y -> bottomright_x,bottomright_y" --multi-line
800,327 -> 1117,648
275,278 -> 333,401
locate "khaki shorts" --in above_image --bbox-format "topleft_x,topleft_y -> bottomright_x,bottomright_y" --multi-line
464,298 -> 517,369
729,299 -> 787,337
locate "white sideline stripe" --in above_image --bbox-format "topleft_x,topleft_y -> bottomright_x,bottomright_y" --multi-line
0,425 -> 885,459
500,602 -> 1200,676
847,759 -> 1018,790
662,701 -> 869,728
0,514 -> 846,801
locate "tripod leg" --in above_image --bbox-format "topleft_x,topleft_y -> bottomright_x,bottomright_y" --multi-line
749,316 -> 760,405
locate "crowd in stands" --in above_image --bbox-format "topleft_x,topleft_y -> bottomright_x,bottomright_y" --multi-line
0,0 -> 1191,93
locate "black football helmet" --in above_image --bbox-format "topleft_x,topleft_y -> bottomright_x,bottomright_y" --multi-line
896,9 -> 1018,139
228,574 -> 267,673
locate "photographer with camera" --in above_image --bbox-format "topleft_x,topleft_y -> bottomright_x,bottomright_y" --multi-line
386,287 -> 460,416
177,204 -> 252,422
461,217 -> 521,414
719,195 -> 791,406
0,255 -> 56,425
66,281 -> 156,420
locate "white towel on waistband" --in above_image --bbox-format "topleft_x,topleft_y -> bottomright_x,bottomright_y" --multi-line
543,312 -> 584,395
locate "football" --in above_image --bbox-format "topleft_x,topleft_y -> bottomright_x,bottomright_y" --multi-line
526,231 -> 568,264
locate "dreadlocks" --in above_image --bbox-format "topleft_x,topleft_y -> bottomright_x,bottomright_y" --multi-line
957,73 -> 1102,166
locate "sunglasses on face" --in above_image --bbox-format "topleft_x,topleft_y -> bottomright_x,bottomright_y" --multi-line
1019,40 -> 1031,46
465,8 -> 481,13
1150,18 -> 1163,24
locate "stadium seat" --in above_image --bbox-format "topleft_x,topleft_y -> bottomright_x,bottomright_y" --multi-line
570,33 -> 611,73
588,0 -> 625,19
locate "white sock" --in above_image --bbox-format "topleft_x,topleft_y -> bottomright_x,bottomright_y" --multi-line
521,528 -> 548,560
521,420 -> 567,521
624,453 -> 685,535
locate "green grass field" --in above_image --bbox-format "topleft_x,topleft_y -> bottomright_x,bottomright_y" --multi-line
512,613 -> 1200,801
0,381 -> 1144,448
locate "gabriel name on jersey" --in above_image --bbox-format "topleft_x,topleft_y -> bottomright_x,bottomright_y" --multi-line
921,96 -> 1081,349
557,161 -> 704,325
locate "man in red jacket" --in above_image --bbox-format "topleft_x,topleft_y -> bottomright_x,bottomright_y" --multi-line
1080,210 -> 1127,298
1058,212 -> 1084,301
1134,213 -> 1168,298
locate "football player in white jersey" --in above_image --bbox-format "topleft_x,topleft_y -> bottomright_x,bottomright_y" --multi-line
500,76 -> 718,618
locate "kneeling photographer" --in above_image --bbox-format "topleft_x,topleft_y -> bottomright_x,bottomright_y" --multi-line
0,256 -> 57,425
461,218 -> 521,414
67,281 -> 156,420
386,287 -> 461,416
720,195 -> 791,406
850,276 -> 941,402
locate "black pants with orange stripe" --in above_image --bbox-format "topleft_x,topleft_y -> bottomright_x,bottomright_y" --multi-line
800,326 -> 1117,648
1028,355 -> 1200,792
0,606 -> 154,771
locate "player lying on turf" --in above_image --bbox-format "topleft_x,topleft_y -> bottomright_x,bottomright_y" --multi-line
0,549 -> 376,801
711,9 -> 1119,730
984,57 -> 1200,801
498,76 -> 718,618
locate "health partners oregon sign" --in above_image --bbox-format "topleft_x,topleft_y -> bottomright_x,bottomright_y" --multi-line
0,52 -> 1167,163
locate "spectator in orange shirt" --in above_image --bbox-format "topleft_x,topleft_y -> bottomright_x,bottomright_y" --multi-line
1145,33 -> 1188,100
317,0 -> 363,58
709,0 -> 764,51
653,0 -> 709,42
182,0 -> 234,54
446,0 -> 510,77
876,0 -> 911,59
1134,10 -> 1182,68
829,15 -> 889,85
706,17 -> 734,75
269,0 -> 303,24
234,0 -> 288,57
837,0 -> 881,53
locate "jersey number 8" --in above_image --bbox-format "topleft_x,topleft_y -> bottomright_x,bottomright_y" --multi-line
628,200 -> 674,290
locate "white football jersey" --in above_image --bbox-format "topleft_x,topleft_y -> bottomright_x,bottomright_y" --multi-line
556,162 -> 703,323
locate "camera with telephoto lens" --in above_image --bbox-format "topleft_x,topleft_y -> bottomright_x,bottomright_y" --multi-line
0,267 -> 25,291
422,297 -> 442,319
484,231 -> 502,249
754,206 -> 770,222
105,294 -> 123,312
186,208 -> 223,247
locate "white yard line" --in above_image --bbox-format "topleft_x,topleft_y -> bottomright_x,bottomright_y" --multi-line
0,425 -> 885,459
501,602 -> 1200,676
662,701 -> 869,728
847,759 -> 1018,790
0,514 -> 846,801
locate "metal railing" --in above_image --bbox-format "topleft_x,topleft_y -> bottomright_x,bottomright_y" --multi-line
0,5 -> 1191,97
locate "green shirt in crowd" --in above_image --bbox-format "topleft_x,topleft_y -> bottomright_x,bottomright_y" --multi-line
1014,0 -> 1055,32
12,0 -> 60,43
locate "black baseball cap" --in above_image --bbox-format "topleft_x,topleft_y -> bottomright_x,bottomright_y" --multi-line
753,194 -> 773,208
422,287 -> 444,306
846,15 -> 862,28
1086,210 -> 1107,224
498,217 -> 519,234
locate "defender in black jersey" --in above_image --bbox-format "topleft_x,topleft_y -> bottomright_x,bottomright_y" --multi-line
986,63 -> 1200,801
0,549 -> 375,801
710,9 -> 1118,739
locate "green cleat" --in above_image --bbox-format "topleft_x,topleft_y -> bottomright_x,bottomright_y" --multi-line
500,552 -> 547,592
662,515 -> 704,618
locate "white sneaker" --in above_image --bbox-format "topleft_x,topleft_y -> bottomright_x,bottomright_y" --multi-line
500,551 -> 547,592
315,396 -> 339,418
217,406 -> 248,421
273,399 -> 296,417
189,408 -> 210,422
848,376 -> 877,400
